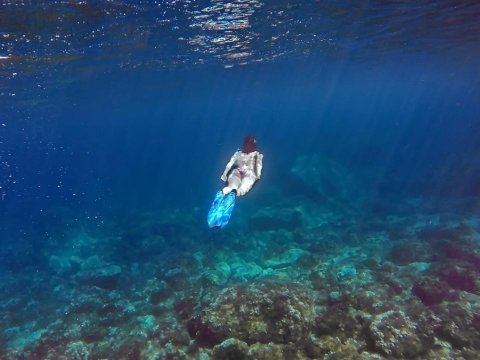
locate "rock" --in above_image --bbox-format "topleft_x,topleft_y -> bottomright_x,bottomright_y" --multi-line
203,262 -> 232,286
157,342 -> 188,359
314,303 -> 360,338
327,291 -> 344,306
161,268 -> 191,291
174,299 -> 196,321
229,257 -> 263,282
442,243 -> 480,272
250,207 -> 302,232
246,343 -> 284,359
189,281 -> 314,347
389,242 -> 433,265
212,338 -> 249,360
408,262 -> 431,274
215,261 -> 232,278
81,255 -> 103,270
264,248 -> 307,268
69,295 -> 103,315
438,265 -> 480,294
435,303 -> 480,349
149,280 -> 172,304
66,232 -> 101,258
49,255 -> 81,275
289,154 -> 355,201
65,341 -> 90,360
336,265 -> 357,281
303,334 -> 327,358
367,310 -> 424,358
80,322 -> 108,343
419,224 -> 473,244
412,279 -> 451,306
77,264 -> 122,290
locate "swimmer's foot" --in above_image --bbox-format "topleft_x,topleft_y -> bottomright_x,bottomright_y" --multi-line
222,187 -> 232,196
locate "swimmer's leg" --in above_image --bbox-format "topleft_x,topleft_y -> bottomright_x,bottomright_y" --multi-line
223,170 -> 241,196
236,175 -> 255,197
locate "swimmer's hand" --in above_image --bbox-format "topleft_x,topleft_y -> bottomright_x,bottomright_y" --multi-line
221,174 -> 227,182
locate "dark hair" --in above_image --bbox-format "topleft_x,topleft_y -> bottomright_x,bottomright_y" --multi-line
242,135 -> 257,154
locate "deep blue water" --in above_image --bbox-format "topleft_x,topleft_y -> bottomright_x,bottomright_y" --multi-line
2,57 -> 479,245
1,1 -> 480,358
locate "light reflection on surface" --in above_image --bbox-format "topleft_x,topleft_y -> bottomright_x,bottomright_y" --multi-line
185,0 -> 262,66
0,0 -> 479,79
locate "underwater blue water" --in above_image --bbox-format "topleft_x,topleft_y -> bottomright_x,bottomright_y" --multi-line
1,1 -> 480,358
2,58 -> 479,243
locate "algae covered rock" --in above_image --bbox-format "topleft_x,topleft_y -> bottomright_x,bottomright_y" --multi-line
367,310 -> 424,357
438,264 -> 480,294
65,341 -> 90,360
149,280 -> 173,304
435,302 -> 480,349
265,248 -> 307,268
160,267 -> 192,292
335,264 -> 357,281
188,281 -> 314,347
412,279 -> 451,306
203,262 -> 232,286
212,338 -> 249,360
230,258 -> 263,282
49,255 -> 82,275
246,342 -> 284,359
77,264 -> 122,290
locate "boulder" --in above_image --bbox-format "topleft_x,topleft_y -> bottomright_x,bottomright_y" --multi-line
412,279 -> 451,306
77,264 -> 122,290
435,303 -> 480,349
188,281 -> 314,347
265,248 -> 307,268
367,310 -> 424,358
213,338 -> 249,360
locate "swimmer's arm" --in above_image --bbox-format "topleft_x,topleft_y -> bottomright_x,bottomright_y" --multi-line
221,151 -> 240,181
256,152 -> 263,179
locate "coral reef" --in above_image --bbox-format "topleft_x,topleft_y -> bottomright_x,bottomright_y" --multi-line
1,158 -> 480,359
367,310 -> 425,357
188,281 -> 314,346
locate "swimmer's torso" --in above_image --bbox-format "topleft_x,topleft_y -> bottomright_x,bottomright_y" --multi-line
233,151 -> 259,174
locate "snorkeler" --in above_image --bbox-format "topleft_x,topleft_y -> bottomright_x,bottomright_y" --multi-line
207,135 -> 263,228
220,135 -> 264,197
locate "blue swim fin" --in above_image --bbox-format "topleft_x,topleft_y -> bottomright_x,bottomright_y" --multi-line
207,191 -> 236,228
